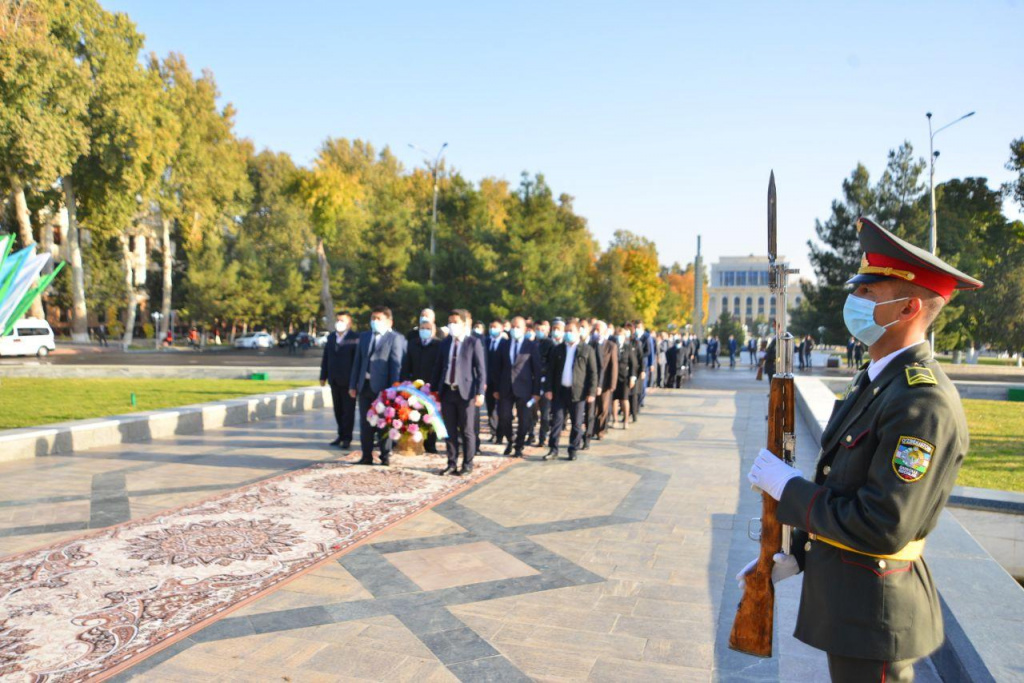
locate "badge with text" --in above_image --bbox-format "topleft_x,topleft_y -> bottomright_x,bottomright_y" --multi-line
892,436 -> 935,482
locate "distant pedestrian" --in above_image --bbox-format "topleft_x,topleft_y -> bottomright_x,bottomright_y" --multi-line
96,324 -> 108,347
728,334 -> 738,367
846,336 -> 855,368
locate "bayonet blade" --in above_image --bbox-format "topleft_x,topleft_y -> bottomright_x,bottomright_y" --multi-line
767,171 -> 777,263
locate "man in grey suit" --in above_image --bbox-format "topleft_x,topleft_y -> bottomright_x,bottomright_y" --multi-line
433,309 -> 487,476
349,306 -> 407,466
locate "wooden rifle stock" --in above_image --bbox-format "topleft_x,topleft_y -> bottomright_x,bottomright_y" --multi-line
728,373 -> 795,657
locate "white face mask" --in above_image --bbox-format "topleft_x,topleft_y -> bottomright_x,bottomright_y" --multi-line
334,321 -> 348,333
843,295 -> 909,346
449,322 -> 466,340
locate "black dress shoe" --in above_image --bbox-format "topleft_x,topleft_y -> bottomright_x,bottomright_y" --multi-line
514,449 -> 524,458
329,437 -> 342,446
542,448 -> 558,461
458,466 -> 473,477
525,435 -> 535,446
568,450 -> 577,461
357,457 -> 373,465
581,439 -> 590,451
503,443 -> 514,456
341,440 -> 351,449
439,466 -> 457,476
380,459 -> 390,467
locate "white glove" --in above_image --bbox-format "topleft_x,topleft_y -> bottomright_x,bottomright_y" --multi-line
735,553 -> 801,589
747,448 -> 802,501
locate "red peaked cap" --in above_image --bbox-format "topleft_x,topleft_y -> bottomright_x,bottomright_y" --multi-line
846,217 -> 983,299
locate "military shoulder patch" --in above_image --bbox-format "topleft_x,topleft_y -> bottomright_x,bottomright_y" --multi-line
905,366 -> 937,387
892,436 -> 935,482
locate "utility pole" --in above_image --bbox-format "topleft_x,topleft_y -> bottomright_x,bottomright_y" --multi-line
409,143 -> 448,305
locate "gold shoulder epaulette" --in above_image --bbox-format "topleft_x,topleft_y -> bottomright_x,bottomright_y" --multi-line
906,366 -> 937,386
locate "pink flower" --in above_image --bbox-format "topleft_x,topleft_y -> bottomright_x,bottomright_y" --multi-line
366,410 -> 376,422
384,407 -> 396,419
385,389 -> 397,400
389,428 -> 401,441
409,398 -> 421,410
422,414 -> 433,424
375,403 -> 385,414
407,423 -> 419,433
392,419 -> 403,430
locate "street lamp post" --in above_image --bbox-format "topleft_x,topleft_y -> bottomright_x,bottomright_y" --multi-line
151,311 -> 163,351
409,142 -> 448,305
925,110 -> 975,352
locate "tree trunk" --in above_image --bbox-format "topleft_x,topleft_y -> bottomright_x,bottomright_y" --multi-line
316,236 -> 334,323
120,232 -> 138,350
62,176 -> 90,342
160,216 -> 173,340
8,171 -> 44,320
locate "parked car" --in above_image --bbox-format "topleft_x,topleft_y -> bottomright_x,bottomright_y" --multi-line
233,331 -> 273,349
0,318 -> 56,357
277,331 -> 317,349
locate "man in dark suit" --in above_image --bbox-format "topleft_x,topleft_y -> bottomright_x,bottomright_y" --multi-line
405,307 -> 435,346
433,309 -> 487,476
543,318 -> 598,461
320,312 -> 360,448
530,320 -> 555,445
348,306 -> 406,466
494,316 -> 541,458
591,320 -> 618,441
402,319 -> 441,454
484,319 -> 506,444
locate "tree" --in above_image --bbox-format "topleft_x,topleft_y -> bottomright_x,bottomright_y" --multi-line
606,230 -> 663,323
150,52 -> 249,340
655,262 -> 696,329
795,162 -> 875,344
72,10 -> 177,349
710,310 -> 744,343
0,0 -> 90,320
1004,137 -> 1024,209
590,248 -> 636,323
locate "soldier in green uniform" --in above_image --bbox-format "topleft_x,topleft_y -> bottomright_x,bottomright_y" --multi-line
741,217 -> 983,682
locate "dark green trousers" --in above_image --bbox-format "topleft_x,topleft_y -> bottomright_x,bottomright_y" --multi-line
827,653 -> 916,682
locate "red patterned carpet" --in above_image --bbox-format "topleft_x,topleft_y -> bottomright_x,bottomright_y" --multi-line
0,455 -> 512,682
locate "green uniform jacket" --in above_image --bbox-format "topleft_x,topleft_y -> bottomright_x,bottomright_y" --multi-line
777,342 -> 967,661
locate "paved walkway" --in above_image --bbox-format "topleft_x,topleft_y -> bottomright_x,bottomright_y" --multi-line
0,368 -> 942,681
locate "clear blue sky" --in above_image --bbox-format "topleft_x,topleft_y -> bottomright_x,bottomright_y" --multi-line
105,0 -> 1023,279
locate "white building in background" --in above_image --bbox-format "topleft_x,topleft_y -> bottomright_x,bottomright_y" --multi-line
706,255 -> 802,334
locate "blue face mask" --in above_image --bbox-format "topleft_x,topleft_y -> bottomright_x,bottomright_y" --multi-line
552,329 -> 565,341
525,331 -> 536,341
489,328 -> 501,338
843,294 -> 908,346
418,328 -> 432,341
511,328 -> 524,340
537,330 -> 547,340
565,331 -> 577,344
370,319 -> 385,334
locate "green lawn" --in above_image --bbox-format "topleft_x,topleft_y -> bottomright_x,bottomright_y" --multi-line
0,378 -> 314,430
935,355 -> 1021,367
959,399 -> 1024,492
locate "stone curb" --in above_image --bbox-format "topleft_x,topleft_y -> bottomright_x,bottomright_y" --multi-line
0,385 -> 331,463
0,364 -> 319,381
793,375 -> 1022,683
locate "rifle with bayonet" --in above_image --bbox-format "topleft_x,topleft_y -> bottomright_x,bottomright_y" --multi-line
728,171 -> 798,657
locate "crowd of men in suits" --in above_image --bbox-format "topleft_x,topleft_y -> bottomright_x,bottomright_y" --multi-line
321,307 -> 707,476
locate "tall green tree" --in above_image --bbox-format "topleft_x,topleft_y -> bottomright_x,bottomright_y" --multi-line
0,0 -> 90,320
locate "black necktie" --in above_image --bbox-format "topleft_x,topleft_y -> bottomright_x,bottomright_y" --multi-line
369,333 -> 378,357
513,340 -> 519,359
448,339 -> 460,384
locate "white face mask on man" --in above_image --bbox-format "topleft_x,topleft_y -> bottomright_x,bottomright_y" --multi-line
334,321 -> 348,333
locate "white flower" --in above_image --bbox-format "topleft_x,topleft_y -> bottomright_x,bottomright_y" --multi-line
375,403 -> 385,414
412,431 -> 423,443
408,410 -> 421,422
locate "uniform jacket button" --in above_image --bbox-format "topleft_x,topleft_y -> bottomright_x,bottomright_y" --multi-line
804,541 -> 812,552
845,435 -> 852,443
878,560 -> 887,569
823,465 -> 832,475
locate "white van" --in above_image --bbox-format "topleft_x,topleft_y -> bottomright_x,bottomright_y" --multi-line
0,318 -> 56,357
